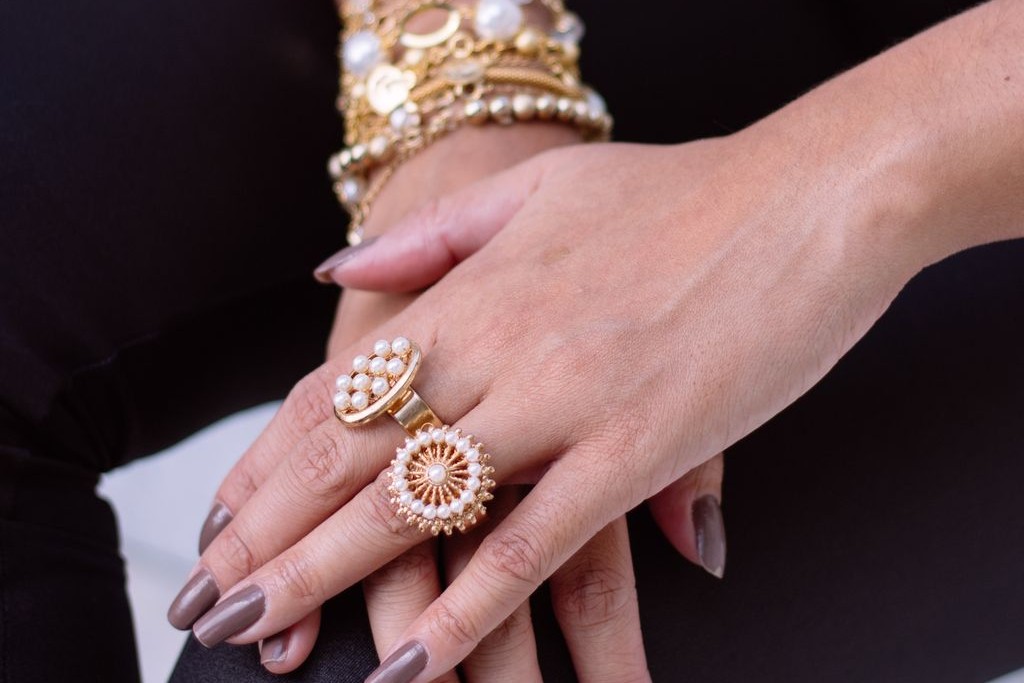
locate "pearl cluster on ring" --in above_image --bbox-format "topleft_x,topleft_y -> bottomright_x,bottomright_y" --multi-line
333,337 -> 412,415
388,424 -> 496,536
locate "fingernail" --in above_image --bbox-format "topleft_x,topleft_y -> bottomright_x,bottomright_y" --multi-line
193,584 -> 266,648
260,631 -> 289,666
167,569 -> 220,630
198,502 -> 233,555
693,494 -> 727,579
313,236 -> 380,283
364,640 -> 428,683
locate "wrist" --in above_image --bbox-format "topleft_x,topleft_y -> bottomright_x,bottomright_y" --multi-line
361,123 -> 581,235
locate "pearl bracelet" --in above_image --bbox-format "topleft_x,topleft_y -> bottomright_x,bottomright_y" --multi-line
331,0 -> 611,244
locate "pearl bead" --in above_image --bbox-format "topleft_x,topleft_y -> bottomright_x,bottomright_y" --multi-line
391,337 -> 411,356
445,431 -> 459,447
427,463 -> 448,486
423,504 -> 437,520
514,28 -> 540,55
352,373 -> 371,391
393,463 -> 407,476
369,356 -> 387,375
335,375 -> 353,392
410,500 -> 424,514
431,428 -> 445,444
371,377 -> 390,397
460,489 -> 475,504
352,355 -> 369,373
351,391 -> 369,410
394,477 -> 408,491
368,135 -> 389,160
468,462 -> 482,476
551,11 -> 585,45
450,499 -> 464,514
556,97 -> 574,121
388,107 -> 420,131
455,438 -> 471,453
488,96 -> 513,124
535,94 -> 556,120
573,100 -> 589,121
404,437 -> 417,450
399,491 -> 413,505
373,339 -> 391,357
474,0 -> 523,40
338,175 -> 365,204
327,154 -> 343,179
467,477 -> 481,491
464,99 -> 488,124
512,93 -> 536,120
342,31 -> 382,77
397,450 -> 410,462
437,504 -> 451,520
350,144 -> 367,165
386,358 -> 406,377
333,392 -> 351,409
586,89 -> 607,117
417,432 -> 432,447
466,448 -> 480,462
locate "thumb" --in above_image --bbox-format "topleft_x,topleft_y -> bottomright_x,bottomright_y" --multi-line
647,452 -> 726,578
315,154 -> 547,292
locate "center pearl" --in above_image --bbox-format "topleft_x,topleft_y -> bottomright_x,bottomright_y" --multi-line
426,464 -> 448,486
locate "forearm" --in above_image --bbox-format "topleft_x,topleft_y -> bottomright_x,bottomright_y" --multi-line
744,0 -> 1024,268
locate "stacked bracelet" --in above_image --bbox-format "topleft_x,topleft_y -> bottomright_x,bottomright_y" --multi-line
329,0 -> 612,244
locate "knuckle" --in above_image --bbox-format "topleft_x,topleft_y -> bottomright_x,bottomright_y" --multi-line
273,552 -> 323,605
479,528 -> 547,588
286,371 -> 335,436
222,463 -> 259,504
487,607 -> 528,645
366,548 -> 435,588
557,560 -> 634,631
289,432 -> 352,501
365,471 -> 420,539
216,525 -> 261,578
412,196 -> 447,236
428,597 -> 479,647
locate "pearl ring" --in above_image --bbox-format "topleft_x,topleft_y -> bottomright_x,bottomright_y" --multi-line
332,337 -> 495,535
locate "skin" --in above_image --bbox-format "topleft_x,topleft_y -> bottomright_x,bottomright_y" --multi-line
180,1 -> 1023,680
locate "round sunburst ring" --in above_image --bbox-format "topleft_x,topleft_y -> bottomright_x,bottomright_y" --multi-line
388,424 -> 496,535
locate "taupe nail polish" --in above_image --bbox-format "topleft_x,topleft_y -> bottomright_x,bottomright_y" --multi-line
313,236 -> 380,283
167,569 -> 220,630
693,494 -> 727,579
364,640 -> 427,683
192,584 -> 266,648
198,502 -> 233,555
261,632 -> 289,666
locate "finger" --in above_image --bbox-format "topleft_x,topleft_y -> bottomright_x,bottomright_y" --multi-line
321,155 -> 550,292
549,517 -> 650,683
364,541 -> 442,656
258,608 -> 320,674
446,489 -> 542,683
647,452 -> 726,578
189,397 -> 566,648
364,452 -> 622,683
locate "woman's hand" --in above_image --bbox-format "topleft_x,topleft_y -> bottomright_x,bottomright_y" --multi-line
173,128 -> 918,683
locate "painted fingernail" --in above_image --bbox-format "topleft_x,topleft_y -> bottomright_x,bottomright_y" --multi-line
313,236 -> 380,283
364,640 -> 427,683
198,502 -> 233,555
693,494 -> 727,579
192,584 -> 266,648
261,631 -> 289,666
167,569 -> 220,630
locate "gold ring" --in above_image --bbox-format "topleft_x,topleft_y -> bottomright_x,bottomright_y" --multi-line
332,337 -> 495,535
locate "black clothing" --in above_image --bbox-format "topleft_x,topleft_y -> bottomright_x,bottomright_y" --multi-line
1,0 -> 1021,681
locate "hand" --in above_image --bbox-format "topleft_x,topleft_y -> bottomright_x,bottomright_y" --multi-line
170,124 -> 918,683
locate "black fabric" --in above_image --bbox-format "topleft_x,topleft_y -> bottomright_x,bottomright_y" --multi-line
1,0 -> 1021,682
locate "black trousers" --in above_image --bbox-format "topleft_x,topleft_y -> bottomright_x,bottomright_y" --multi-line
2,1 -> 1022,681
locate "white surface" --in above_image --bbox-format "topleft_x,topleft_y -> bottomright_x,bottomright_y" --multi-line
99,402 -> 280,683
100,402 -> 1024,683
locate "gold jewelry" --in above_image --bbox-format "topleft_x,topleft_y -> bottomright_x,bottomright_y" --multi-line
332,336 -> 496,535
329,0 -> 611,244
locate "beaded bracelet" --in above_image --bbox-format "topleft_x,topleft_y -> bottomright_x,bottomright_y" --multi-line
330,0 -> 611,244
